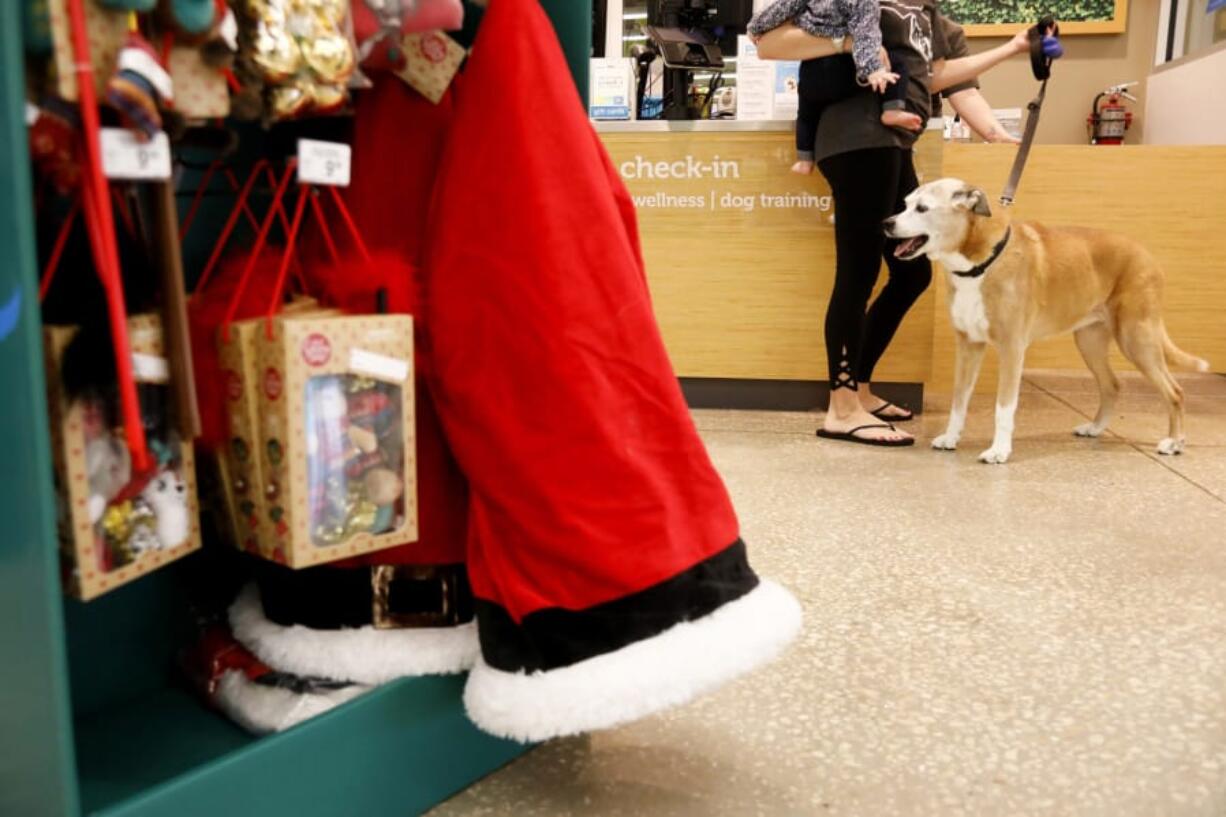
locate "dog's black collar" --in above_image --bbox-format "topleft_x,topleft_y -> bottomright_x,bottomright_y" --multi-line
951,227 -> 1012,279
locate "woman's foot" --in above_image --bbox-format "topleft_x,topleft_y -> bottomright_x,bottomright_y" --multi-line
860,387 -> 914,421
821,407 -> 913,444
862,398 -> 914,422
881,109 -> 923,132
823,392 -> 913,445
791,159 -> 815,175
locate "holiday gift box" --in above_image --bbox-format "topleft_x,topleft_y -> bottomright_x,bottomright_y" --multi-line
251,313 -> 417,567
44,314 -> 203,600
215,297 -> 333,554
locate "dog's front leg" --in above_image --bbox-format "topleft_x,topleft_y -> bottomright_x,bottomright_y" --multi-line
980,342 -> 1026,464
933,332 -> 986,451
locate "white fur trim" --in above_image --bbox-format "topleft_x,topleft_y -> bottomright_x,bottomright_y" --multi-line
214,670 -> 369,734
463,579 -> 802,743
228,584 -> 480,685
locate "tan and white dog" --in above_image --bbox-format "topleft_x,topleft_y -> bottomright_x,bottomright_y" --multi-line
884,178 -> 1209,464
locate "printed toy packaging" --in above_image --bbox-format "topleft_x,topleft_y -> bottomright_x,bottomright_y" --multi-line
215,297 -> 332,554
44,314 -> 203,600
251,312 -> 417,566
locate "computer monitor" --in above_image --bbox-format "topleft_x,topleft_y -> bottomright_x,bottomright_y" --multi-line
646,0 -> 753,30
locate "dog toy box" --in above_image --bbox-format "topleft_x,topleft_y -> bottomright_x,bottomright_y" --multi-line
251,313 -> 418,567
44,315 -> 202,601
215,297 -> 336,554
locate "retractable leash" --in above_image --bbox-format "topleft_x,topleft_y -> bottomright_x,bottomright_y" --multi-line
1000,17 -> 1063,208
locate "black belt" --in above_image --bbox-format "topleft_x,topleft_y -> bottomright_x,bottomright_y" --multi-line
256,561 -> 475,630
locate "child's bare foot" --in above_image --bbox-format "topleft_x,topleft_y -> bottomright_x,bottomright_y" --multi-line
791,160 -> 815,175
882,109 -> 924,132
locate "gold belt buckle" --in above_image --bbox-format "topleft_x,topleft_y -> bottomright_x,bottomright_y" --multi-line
370,565 -> 456,630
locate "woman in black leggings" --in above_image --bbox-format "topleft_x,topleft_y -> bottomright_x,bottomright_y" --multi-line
756,7 -> 1034,446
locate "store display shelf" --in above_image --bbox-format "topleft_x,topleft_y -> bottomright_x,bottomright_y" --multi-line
75,677 -> 527,817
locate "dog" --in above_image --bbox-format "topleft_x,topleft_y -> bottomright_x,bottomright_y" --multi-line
883,178 -> 1209,464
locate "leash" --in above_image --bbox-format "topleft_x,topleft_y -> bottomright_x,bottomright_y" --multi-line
1000,17 -> 1062,208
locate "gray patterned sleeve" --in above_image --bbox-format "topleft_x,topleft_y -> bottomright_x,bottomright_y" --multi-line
747,0 -> 811,36
845,0 -> 884,79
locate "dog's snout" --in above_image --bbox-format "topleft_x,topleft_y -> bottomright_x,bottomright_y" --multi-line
882,217 -> 896,233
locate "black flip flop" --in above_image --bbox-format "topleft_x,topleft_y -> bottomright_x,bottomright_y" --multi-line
869,401 -> 914,422
816,423 -> 915,447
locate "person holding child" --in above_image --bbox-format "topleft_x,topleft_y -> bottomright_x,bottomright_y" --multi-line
753,3 -> 1049,446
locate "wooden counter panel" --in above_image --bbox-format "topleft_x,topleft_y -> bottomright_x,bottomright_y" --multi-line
601,131 -> 940,383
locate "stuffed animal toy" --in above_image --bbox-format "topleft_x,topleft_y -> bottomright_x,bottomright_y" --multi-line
141,468 -> 190,548
86,435 -> 132,524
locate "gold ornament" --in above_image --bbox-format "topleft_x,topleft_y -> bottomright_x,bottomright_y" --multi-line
270,83 -> 313,119
253,20 -> 302,82
101,501 -> 133,544
312,84 -> 348,113
346,500 -> 379,535
303,34 -> 355,84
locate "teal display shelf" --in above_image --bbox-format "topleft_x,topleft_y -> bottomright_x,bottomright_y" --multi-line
0,3 -> 591,817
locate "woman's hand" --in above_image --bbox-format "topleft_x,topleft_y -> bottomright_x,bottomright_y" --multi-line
1009,28 -> 1030,55
931,18 -> 1056,94
879,47 -> 891,70
986,128 -> 1021,145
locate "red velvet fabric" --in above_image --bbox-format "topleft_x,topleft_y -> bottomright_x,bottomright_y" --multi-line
423,0 -> 741,622
304,77 -> 468,569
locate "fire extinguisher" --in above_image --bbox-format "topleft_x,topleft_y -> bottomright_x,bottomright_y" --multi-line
1088,82 -> 1137,144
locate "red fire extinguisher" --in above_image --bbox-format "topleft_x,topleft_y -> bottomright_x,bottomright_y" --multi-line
1088,82 -> 1137,144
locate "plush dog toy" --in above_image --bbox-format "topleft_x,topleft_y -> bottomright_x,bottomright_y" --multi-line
141,468 -> 190,548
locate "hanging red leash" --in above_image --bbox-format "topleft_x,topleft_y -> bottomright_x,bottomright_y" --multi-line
66,0 -> 152,472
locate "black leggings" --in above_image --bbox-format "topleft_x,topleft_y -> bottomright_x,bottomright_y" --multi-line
817,147 -> 932,391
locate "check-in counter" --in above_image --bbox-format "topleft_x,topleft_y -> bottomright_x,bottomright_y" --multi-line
597,120 -> 1226,402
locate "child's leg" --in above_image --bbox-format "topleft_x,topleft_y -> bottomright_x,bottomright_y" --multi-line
795,94 -> 819,173
880,49 -> 922,131
883,49 -> 910,111
801,54 -> 859,106
792,56 -> 858,172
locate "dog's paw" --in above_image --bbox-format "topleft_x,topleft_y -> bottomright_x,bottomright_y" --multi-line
1073,422 -> 1104,438
931,433 -> 959,451
978,446 -> 1012,464
1156,437 -> 1185,456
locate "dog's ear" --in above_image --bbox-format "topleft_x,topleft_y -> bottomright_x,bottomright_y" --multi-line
954,186 -> 992,218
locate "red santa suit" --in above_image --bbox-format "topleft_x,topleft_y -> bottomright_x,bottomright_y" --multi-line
215,0 -> 800,742
423,0 -> 800,741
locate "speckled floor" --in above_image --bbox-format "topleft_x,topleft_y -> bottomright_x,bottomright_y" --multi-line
431,371 -> 1226,817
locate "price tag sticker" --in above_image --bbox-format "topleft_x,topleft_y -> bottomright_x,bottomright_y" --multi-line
297,139 -> 352,187
100,128 -> 172,181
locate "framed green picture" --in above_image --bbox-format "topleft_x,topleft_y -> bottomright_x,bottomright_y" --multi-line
944,0 -> 1129,36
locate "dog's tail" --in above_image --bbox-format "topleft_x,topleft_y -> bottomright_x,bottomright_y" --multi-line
1164,331 -> 1211,373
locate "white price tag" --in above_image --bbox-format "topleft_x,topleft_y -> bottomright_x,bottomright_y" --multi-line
349,348 -> 410,383
100,128 -> 172,181
297,139 -> 352,187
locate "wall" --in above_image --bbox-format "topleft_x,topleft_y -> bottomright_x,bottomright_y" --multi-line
955,0 -> 1158,145
1144,42 -> 1226,144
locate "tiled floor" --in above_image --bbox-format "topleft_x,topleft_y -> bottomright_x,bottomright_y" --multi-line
432,371 -> 1226,817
